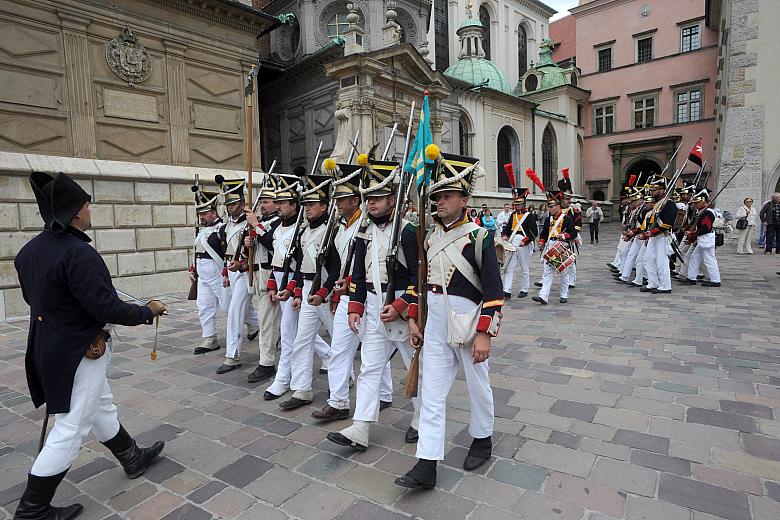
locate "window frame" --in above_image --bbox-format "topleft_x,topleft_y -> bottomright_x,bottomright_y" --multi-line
326,12 -> 351,39
632,94 -> 658,129
635,36 -> 653,63
680,22 -> 701,53
593,102 -> 616,135
674,85 -> 703,123
595,45 -> 612,72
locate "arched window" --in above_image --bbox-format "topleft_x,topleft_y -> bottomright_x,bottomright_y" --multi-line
542,125 -> 557,190
479,5 -> 491,61
593,190 -> 606,201
525,74 -> 538,92
518,25 -> 528,77
458,116 -> 470,156
497,126 -> 519,191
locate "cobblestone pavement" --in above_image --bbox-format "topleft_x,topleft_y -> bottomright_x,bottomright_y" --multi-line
2,226 -> 780,520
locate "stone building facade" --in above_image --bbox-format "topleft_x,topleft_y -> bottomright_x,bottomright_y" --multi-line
0,0 -> 280,319
708,0 -> 780,212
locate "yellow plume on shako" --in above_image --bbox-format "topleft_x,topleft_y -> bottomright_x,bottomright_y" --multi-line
357,153 -> 369,166
425,143 -> 440,160
323,158 -> 337,172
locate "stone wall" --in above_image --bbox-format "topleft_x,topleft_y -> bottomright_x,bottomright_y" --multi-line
0,151 -> 251,320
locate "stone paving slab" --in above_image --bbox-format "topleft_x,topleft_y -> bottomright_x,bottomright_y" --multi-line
2,225 -> 780,519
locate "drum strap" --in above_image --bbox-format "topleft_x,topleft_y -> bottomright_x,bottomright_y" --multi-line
549,213 -> 566,238
509,212 -> 529,242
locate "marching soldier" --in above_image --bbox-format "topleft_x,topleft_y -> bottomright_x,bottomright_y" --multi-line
559,181 -> 581,289
327,156 -> 421,450
639,175 -> 678,294
261,174 -> 330,401
311,160 -> 394,421
615,190 -> 654,287
610,187 -> 643,277
217,179 -> 259,374
608,189 -> 633,272
532,191 -> 577,305
501,187 -> 537,299
278,173 -> 340,410
191,189 -> 229,355
244,175 -> 283,383
680,188 -> 722,287
14,172 -> 166,519
396,148 -> 503,489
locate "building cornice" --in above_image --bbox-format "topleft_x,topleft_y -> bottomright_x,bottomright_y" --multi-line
149,0 -> 281,34
587,118 -> 715,140
580,45 -> 718,79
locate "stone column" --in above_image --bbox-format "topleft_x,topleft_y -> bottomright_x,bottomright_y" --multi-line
59,11 -> 97,158
164,41 -> 189,165
611,151 -> 622,201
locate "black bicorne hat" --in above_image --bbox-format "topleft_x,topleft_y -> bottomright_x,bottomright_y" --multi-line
30,172 -> 91,233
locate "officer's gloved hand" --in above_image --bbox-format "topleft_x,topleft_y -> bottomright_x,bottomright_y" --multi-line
147,300 -> 168,317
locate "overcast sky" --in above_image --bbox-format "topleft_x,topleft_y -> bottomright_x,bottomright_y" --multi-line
544,0 -> 580,21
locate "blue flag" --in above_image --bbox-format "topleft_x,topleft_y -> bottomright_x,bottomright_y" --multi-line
403,94 -> 434,192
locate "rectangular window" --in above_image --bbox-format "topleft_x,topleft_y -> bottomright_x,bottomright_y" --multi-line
594,104 -> 616,135
681,24 -> 701,52
637,37 -> 653,63
675,87 -> 702,123
597,47 -> 612,72
633,96 -> 656,129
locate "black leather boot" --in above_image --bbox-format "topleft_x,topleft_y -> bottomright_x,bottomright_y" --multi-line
101,424 -> 164,479
394,459 -> 436,489
14,470 -> 83,520
463,436 -> 492,470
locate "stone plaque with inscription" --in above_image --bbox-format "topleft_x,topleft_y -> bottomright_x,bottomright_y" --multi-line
103,89 -> 158,122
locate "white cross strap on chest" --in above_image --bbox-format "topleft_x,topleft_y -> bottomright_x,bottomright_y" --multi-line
303,225 -> 327,270
549,213 -> 566,238
509,212 -> 529,242
195,226 -> 223,266
369,229 -> 409,341
427,223 -> 485,292
226,221 -> 245,252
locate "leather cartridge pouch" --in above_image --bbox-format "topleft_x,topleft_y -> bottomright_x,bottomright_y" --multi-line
84,329 -> 110,359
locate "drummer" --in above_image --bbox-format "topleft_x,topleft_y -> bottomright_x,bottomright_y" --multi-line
501,188 -> 537,299
533,191 -> 577,305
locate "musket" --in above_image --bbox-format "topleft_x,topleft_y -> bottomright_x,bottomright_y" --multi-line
280,141 -> 323,291
382,122 -> 398,161
245,64 -> 258,286
708,163 -> 745,207
692,158 -> 708,186
384,102 -> 416,306
659,141 -> 685,179
188,173 -> 201,300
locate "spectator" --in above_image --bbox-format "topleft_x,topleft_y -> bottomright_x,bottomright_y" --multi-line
496,202 -> 511,231
404,201 -> 418,224
538,206 -> 549,236
759,193 -> 780,254
470,208 -> 481,225
481,206 -> 497,234
585,201 -> 604,244
735,197 -> 757,254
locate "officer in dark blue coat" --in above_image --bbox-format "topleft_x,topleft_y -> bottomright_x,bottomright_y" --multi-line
13,172 -> 167,520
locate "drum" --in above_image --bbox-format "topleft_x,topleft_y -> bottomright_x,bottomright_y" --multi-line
543,241 -> 577,273
673,208 -> 687,230
495,238 -> 517,269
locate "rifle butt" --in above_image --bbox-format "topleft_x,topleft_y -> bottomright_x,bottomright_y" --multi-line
187,279 -> 198,300
403,347 -> 421,399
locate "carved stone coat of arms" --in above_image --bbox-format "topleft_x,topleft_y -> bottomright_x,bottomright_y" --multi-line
105,26 -> 152,85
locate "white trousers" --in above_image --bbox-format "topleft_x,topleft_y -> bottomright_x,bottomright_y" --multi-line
688,236 -> 721,283
619,238 -> 642,280
736,225 -> 754,254
632,240 -> 648,285
32,345 -> 120,477
644,235 -> 672,291
538,242 -> 570,301
416,293 -> 493,461
502,242 -> 532,293
267,273 -> 330,396
196,258 -> 229,338
253,268 -> 281,367
225,270 -> 259,360
290,280 -> 334,401
327,298 -> 390,410
613,236 -> 629,268
352,292 -> 419,424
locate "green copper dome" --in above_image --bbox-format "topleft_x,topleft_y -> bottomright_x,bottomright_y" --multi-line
458,17 -> 483,29
444,57 -> 512,94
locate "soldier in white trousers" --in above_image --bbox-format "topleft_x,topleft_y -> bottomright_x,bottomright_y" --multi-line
640,175 -> 679,295
279,173 -> 340,410
190,189 -> 229,355
310,161 -> 394,421
680,188 -> 722,287
261,174 -> 330,401
533,191 -> 577,305
616,192 -> 652,287
395,149 -> 503,489
217,179 -> 259,374
501,188 -> 537,299
327,157 -> 421,449
244,175 -> 283,383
